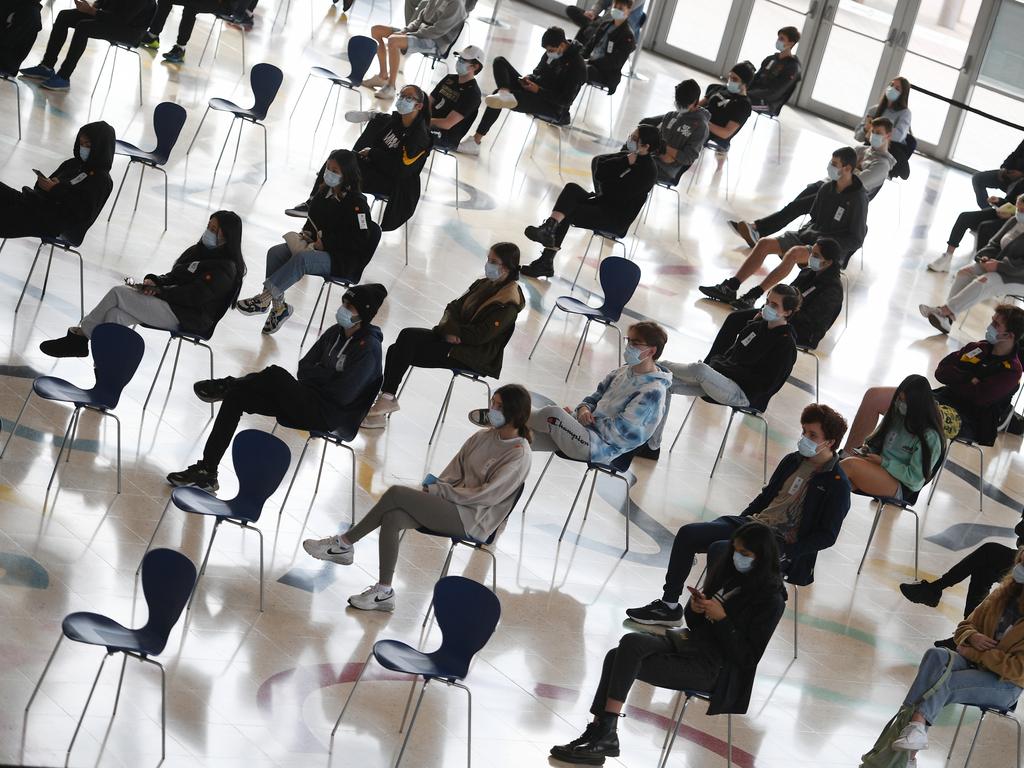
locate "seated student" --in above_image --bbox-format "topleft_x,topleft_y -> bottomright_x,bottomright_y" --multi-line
698,61 -> 755,157
728,118 -> 894,249
423,44 -> 483,151
457,26 -> 586,155
855,75 -> 913,179
628,404 -> 849,626
928,180 -> 1024,273
138,0 -> 248,65
840,374 -> 944,499
362,244 -> 524,428
0,0 -> 42,75
40,211 -> 244,357
875,547 -> 1024,763
637,78 -> 709,184
362,0 -> 467,101
529,321 -> 671,465
746,26 -> 801,111
303,384 -> 532,612
566,0 -> 644,40
921,202 -> 1024,334
167,283 -> 387,492
0,121 -> 114,241
550,522 -> 785,765
579,0 -> 635,95
19,0 -> 155,90
701,146 -> 868,308
519,124 -> 660,278
972,138 -> 1024,209
235,150 -> 374,335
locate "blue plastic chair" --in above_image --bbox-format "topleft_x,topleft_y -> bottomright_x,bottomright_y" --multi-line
947,699 -> 1021,768
1,323 -> 145,494
329,576 -> 501,768
25,548 -> 196,764
107,101 -> 188,230
0,233 -> 86,320
141,429 -> 291,611
186,62 -> 284,182
528,256 -> 642,381
289,35 -> 378,130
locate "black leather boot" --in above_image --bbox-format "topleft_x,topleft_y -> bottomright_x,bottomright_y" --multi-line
549,713 -> 620,764
520,249 -> 557,278
524,217 -> 559,247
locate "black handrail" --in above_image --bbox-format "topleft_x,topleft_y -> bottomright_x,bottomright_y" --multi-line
911,84 -> 1024,133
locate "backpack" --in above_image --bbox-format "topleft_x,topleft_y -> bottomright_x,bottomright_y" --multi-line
859,651 -> 954,768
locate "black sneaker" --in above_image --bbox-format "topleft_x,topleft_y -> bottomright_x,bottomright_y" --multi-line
698,281 -> 737,303
284,202 -> 309,218
730,289 -> 761,311
633,443 -> 660,461
39,331 -> 89,358
342,0 -> 355,8
899,580 -> 942,608
625,599 -> 684,626
193,377 -> 234,403
166,462 -> 219,492
468,408 -> 490,427
161,45 -> 185,64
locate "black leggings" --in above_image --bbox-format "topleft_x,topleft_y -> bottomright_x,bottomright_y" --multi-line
381,327 -> 453,395
0,182 -> 62,239
754,181 -> 822,237
947,208 -> 1000,248
202,366 -> 328,469
148,0 -> 225,45
42,9 -> 141,78
934,542 -> 1016,618
589,632 -> 721,715
475,56 -> 564,136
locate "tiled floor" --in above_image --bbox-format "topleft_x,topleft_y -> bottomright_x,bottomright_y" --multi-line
1,1 -> 1022,766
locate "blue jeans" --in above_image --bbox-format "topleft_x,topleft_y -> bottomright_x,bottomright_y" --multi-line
264,242 -> 332,300
971,169 -> 1006,209
904,647 -> 1022,725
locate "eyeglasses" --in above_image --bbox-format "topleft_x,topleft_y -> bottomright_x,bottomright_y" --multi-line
625,338 -> 650,346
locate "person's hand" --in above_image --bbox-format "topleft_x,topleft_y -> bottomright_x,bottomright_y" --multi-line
312,234 -> 324,250
957,643 -> 974,659
35,176 -> 58,192
997,206 -> 1013,219
697,597 -> 726,622
444,334 -> 460,344
1006,170 -> 1024,180
865,453 -> 883,465
583,8 -> 595,18
983,259 -> 1001,272
968,632 -> 998,651
522,79 -> 540,94
626,151 -> 637,165
971,377 -> 981,385
357,148 -> 370,158
74,0 -> 97,14
688,597 -> 705,614
143,278 -> 156,286
988,195 -> 1003,205
577,407 -> 595,426
142,286 -> 158,296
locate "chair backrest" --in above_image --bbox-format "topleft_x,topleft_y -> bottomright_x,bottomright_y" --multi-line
346,35 -> 378,85
151,101 -> 188,164
229,429 -> 292,520
249,63 -> 284,120
140,548 -> 197,654
432,576 -> 501,678
596,257 -> 641,321
436,22 -> 465,60
89,324 -> 146,408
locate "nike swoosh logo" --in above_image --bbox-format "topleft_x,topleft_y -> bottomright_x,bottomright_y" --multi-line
375,594 -> 392,602
326,548 -> 349,555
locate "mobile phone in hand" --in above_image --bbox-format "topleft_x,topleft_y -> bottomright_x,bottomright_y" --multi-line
32,169 -> 46,177
686,586 -> 704,600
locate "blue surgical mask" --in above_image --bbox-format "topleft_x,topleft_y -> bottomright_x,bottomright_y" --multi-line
885,86 -> 900,102
726,79 -> 741,94
456,58 -> 472,76
484,261 -> 503,281
1016,210 -> 1024,225
775,39 -> 785,52
869,132 -> 886,149
1013,563 -> 1024,584
808,255 -> 823,271
336,306 -> 359,328
79,145 -> 91,161
487,408 -> 506,428
986,324 -> 1001,344
895,399 -> 907,416
609,7 -> 626,20
826,164 -> 841,181
762,305 -> 781,322
797,435 -> 821,458
733,551 -> 755,573
201,228 -> 219,249
323,169 -> 342,188
623,345 -> 645,366
546,51 -> 562,63
625,138 -> 638,153
395,97 -> 417,115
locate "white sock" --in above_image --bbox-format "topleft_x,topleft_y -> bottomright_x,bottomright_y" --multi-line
376,584 -> 393,593
380,392 -> 395,401
661,600 -> 679,609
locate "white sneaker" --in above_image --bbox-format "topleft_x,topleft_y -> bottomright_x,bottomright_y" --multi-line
365,395 -> 400,420
928,252 -> 953,273
891,722 -> 928,752
303,535 -> 354,565
918,304 -> 939,319
484,91 -> 517,110
348,584 -> 396,612
456,137 -> 481,156
344,109 -> 375,123
361,74 -> 387,89
927,310 -> 953,334
375,84 -> 396,100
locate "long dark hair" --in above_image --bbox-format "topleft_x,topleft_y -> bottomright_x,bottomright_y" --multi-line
866,374 -> 942,480
705,522 -> 781,596
327,148 -> 362,193
209,210 -> 246,304
494,384 -> 532,443
875,75 -> 910,115
491,242 -> 520,284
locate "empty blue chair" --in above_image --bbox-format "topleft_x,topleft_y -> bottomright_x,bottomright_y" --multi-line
186,62 -> 284,182
141,429 -> 291,611
289,35 -> 378,129
329,576 -> 501,768
108,101 -> 188,230
24,548 -> 196,764
528,256 -> 642,381
1,323 -> 144,494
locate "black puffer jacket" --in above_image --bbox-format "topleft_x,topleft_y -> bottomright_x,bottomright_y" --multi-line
38,121 -> 115,243
144,244 -> 241,337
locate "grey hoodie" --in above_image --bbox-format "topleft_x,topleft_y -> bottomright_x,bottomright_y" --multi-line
403,0 -> 467,49
642,107 -> 710,182
854,144 -> 896,194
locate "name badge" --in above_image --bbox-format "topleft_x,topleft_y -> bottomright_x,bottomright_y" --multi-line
788,476 -> 805,495
188,261 -> 199,273
607,41 -> 614,53
357,213 -> 368,230
964,347 -> 982,361
69,172 -> 88,185
833,206 -> 846,223
740,332 -> 756,346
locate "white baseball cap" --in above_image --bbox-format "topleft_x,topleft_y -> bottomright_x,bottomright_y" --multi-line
457,45 -> 486,66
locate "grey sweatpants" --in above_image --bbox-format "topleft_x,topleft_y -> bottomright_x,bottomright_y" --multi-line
80,284 -> 180,337
346,485 -> 467,584
528,404 -> 592,461
647,361 -> 749,450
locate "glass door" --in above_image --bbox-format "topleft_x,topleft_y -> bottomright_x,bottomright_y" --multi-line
734,0 -> 818,70
649,0 -> 748,74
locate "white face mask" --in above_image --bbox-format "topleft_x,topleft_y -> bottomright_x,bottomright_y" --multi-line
808,255 -> 823,271
869,133 -> 886,149
201,228 -> 219,249
625,138 -> 638,153
323,169 -> 342,188
395,97 -> 417,115
487,408 -> 506,428
1016,210 -> 1024,224
826,164 -> 842,181
726,79 -> 741,94
456,58 -> 472,76
79,145 -> 91,161
762,304 -> 781,322
1013,563 -> 1024,584
733,551 -> 755,573
775,39 -> 785,52
335,306 -> 359,329
797,435 -> 822,457
609,7 -> 626,20
885,85 -> 900,102
546,50 -> 562,63
484,261 -> 503,281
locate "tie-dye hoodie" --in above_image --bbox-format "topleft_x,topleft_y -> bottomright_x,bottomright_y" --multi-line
578,365 -> 673,464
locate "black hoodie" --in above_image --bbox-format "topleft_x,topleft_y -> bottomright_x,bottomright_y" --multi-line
303,188 -> 377,281
706,318 -> 797,410
95,0 -> 156,36
529,40 -> 587,118
590,151 -> 657,233
37,121 -> 116,243
143,244 -> 242,337
297,323 -> 384,433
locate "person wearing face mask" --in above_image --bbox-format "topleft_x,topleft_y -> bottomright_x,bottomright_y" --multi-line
235,150 -> 376,335
702,146 -> 868,307
40,211 -> 246,358
636,79 -> 709,184
361,244 -> 524,429
927,180 -> 1024,273
565,0 -> 644,41
728,118 -> 894,250
628,405 -> 849,626
419,45 -> 484,150
839,374 -> 944,499
303,384 -> 532,612
856,75 -> 914,180
970,138 -> 1024,210
921,195 -> 1024,330
868,546 -> 1024,766
551,523 -> 785,764
0,0 -> 43,75
578,0 -> 635,95
697,61 -> 755,151
519,124 -> 661,278
166,284 -> 387,492
526,321 -> 671,465
746,26 -> 801,112
457,26 -> 586,155
0,121 -> 114,241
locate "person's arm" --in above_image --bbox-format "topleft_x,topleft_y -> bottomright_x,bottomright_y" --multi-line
970,362 -> 1023,406
677,117 -> 710,168
445,302 -> 520,346
154,261 -> 233,309
430,446 -> 527,508
934,345 -> 976,387
891,108 -> 912,144
708,119 -> 741,141
975,645 -> 1024,686
853,106 -> 877,143
579,370 -> 615,413
588,383 -> 666,453
297,330 -> 331,383
592,152 -> 630,185
994,241 -> 1024,282
855,153 -> 891,194
432,110 -> 465,130
638,113 -> 666,127
708,587 -> 786,668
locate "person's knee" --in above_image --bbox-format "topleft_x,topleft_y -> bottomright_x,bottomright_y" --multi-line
782,245 -> 807,265
616,632 -> 647,657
